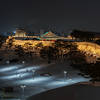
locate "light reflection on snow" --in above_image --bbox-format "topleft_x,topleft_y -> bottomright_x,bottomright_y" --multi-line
0,65 -> 20,72
13,66 -> 40,73
0,73 -> 30,80
0,65 -> 41,80
46,77 -> 90,87
0,65 -> 40,74
0,64 -> 91,96
14,77 -> 52,85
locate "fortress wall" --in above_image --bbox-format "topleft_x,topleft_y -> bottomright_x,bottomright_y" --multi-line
13,40 -> 54,47
76,42 -> 100,57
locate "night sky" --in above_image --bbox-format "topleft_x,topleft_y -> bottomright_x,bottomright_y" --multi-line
0,0 -> 100,33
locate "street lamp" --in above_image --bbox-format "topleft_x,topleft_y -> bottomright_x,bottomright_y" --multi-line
32,69 -> 36,79
63,71 -> 67,81
20,84 -> 26,100
22,61 -> 25,64
6,60 -> 10,64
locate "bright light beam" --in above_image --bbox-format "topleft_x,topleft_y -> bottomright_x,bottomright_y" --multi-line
0,73 -> 30,80
0,65 -> 20,72
14,77 -> 52,85
12,66 -> 40,74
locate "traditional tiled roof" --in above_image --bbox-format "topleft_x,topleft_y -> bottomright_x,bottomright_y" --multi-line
41,31 -> 59,38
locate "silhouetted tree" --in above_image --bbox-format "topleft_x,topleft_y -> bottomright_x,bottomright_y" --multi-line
95,39 -> 100,45
64,42 -> 77,52
71,30 -> 95,41
54,40 -> 78,59
71,53 -> 100,82
15,45 -> 25,60
0,35 -> 7,48
40,46 -> 59,63
35,42 -> 43,48
7,37 -> 15,48
68,50 -> 86,65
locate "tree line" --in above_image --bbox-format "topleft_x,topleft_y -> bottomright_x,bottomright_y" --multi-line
71,29 -> 95,41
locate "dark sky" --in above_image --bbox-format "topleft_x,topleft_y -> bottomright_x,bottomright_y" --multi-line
0,0 -> 100,33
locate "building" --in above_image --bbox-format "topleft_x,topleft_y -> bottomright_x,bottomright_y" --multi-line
15,28 -> 26,37
13,28 -> 70,41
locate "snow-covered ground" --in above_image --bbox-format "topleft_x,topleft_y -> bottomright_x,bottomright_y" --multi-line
0,61 -> 90,100
27,84 -> 100,100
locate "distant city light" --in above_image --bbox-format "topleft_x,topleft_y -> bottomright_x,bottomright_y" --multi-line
13,30 -> 16,33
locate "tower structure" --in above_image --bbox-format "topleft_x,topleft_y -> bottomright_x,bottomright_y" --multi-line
15,28 -> 26,37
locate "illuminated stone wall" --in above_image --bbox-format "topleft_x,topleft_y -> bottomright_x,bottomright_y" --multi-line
13,40 -> 54,47
76,42 -> 100,57
6,36 -> 100,58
